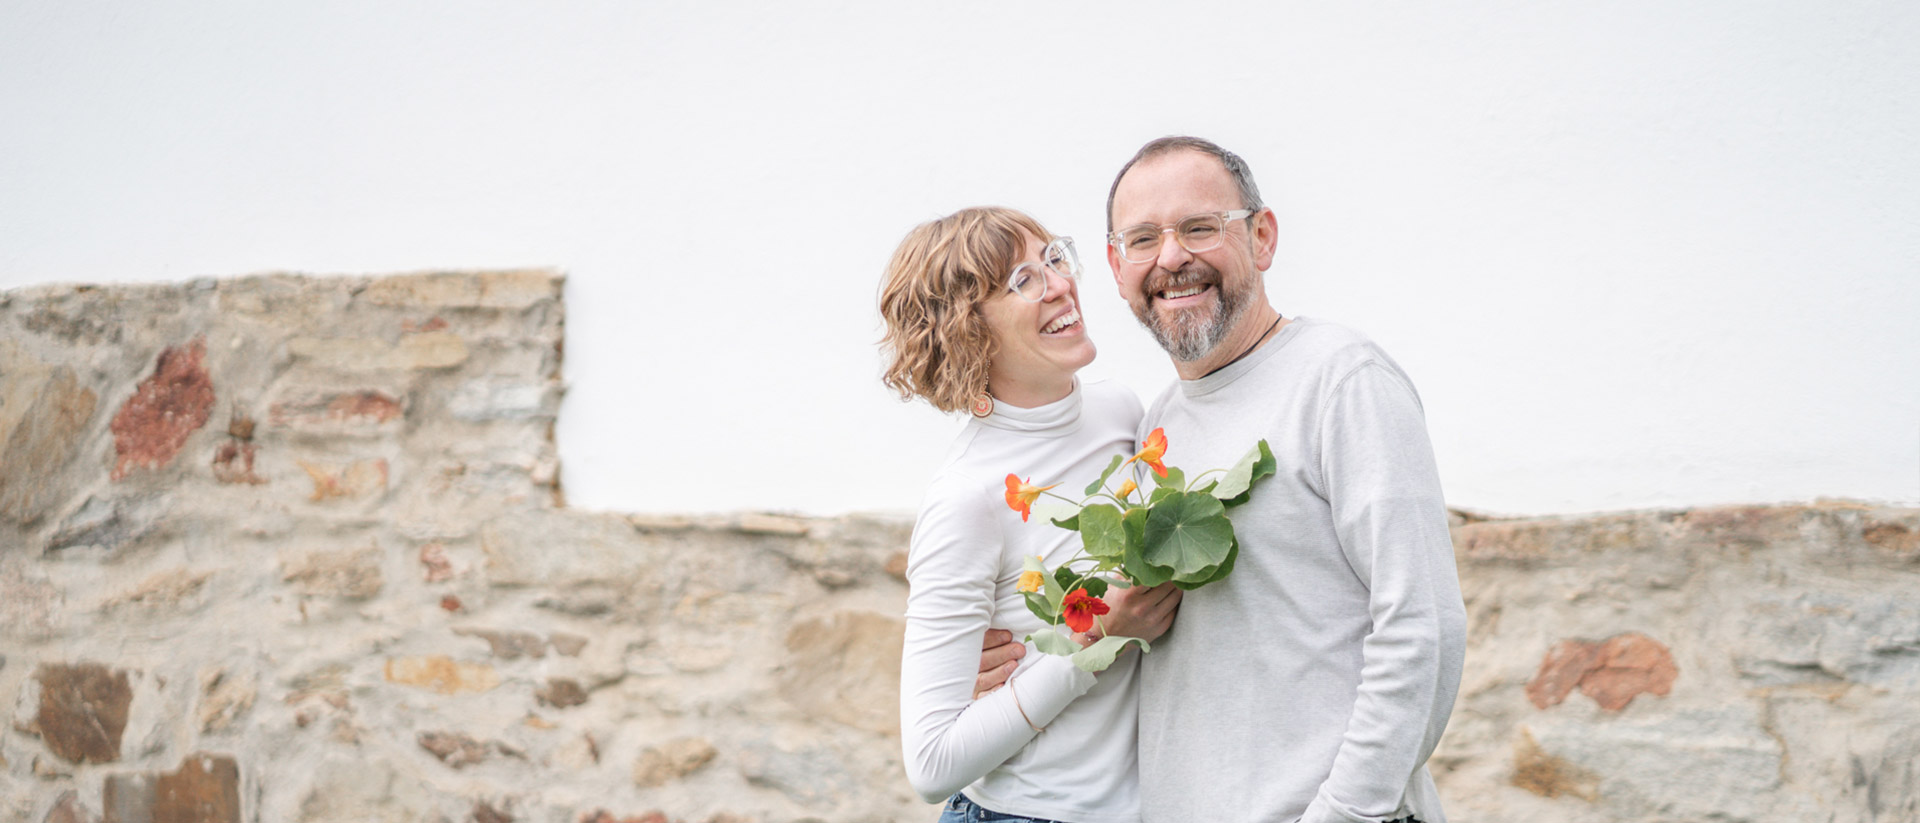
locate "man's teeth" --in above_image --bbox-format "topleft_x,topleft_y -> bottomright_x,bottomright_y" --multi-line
1042,309 -> 1080,334
1161,285 -> 1207,299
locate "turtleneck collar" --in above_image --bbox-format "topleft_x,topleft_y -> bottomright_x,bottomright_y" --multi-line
975,376 -> 1084,437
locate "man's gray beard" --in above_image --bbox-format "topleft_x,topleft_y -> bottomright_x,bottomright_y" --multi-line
1134,268 -> 1249,362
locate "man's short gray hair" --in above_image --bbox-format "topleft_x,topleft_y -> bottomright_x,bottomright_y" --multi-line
1105,136 -> 1265,233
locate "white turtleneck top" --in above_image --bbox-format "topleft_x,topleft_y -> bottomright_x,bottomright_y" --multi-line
899,378 -> 1145,823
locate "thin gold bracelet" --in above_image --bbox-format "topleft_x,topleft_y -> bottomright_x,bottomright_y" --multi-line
1008,676 -> 1045,733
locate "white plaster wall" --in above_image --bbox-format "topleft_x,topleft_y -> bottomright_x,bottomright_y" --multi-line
3,1 -> 1916,517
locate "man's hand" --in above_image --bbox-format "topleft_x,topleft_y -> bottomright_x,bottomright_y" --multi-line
973,628 -> 1025,699
1090,582 -> 1182,644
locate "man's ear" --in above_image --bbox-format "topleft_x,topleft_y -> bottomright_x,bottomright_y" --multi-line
1251,208 -> 1279,272
1106,242 -> 1125,288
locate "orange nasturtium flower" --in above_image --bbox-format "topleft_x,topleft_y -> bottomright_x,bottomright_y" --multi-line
1017,558 -> 1045,594
1004,474 -> 1060,523
1061,588 -> 1111,634
1125,428 -> 1169,478
1117,478 -> 1138,500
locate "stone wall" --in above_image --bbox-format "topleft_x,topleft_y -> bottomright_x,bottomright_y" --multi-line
2,272 -> 1917,823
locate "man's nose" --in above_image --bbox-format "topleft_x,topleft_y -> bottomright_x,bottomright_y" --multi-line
1154,230 -> 1191,271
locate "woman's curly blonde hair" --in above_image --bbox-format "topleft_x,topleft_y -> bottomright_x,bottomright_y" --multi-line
879,207 -> 1052,413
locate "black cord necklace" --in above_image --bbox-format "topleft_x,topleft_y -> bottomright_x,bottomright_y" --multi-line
1200,312 -> 1284,379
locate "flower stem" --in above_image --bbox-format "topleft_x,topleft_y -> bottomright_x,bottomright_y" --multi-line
1184,468 -> 1225,492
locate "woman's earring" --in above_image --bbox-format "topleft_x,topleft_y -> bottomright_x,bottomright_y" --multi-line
970,359 -> 993,418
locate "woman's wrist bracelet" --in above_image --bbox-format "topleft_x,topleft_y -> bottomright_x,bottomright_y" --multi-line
1008,676 -> 1045,733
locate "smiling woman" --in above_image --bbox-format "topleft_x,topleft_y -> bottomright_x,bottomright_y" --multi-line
877,206 -> 1184,823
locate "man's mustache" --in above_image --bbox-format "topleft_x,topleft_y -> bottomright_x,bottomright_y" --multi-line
1144,265 -> 1218,297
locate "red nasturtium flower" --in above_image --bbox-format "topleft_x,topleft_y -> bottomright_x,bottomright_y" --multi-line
1061,588 -> 1111,633
1125,428 -> 1169,478
1004,474 -> 1059,523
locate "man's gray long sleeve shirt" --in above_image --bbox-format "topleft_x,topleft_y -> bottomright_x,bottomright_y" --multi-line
1136,317 -> 1467,823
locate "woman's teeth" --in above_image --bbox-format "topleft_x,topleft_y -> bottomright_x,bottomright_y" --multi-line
1042,309 -> 1080,334
1161,285 -> 1207,299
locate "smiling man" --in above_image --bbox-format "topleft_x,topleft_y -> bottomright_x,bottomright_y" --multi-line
1107,137 -> 1466,823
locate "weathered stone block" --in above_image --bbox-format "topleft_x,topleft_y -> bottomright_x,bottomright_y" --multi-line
778,611 -> 904,735
196,668 -> 256,734
26,662 -> 132,764
481,511 -> 658,588
296,459 -> 389,502
98,569 -> 213,616
736,514 -> 809,537
448,379 -> 559,421
295,754 -> 441,822
269,389 -> 405,429
737,741 -> 856,807
356,270 -> 559,310
1733,592 -> 1920,689
46,495 -> 169,554
110,338 -> 214,481
453,627 -> 548,659
101,752 -> 240,823
287,332 -> 467,371
1527,709 -> 1784,821
0,365 -> 98,525
632,737 -> 716,787
383,656 -> 500,694
280,546 -> 384,599
44,790 -> 97,823
418,542 -> 455,582
0,563 -> 61,638
535,678 -> 588,709
417,730 -> 512,769
209,440 -> 264,485
471,800 -> 515,823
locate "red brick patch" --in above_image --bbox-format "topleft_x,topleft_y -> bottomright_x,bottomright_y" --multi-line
1526,632 -> 1678,711
110,338 -> 214,481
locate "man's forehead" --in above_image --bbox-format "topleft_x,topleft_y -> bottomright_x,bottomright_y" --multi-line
1112,149 -> 1240,225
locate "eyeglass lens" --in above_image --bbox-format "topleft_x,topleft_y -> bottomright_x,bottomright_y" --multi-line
1117,214 -> 1229,263
1011,240 -> 1079,302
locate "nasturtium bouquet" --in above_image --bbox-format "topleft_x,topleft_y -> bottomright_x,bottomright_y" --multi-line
1004,428 -> 1275,672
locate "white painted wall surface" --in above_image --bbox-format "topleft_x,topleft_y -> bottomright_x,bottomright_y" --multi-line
3,1 -> 1917,517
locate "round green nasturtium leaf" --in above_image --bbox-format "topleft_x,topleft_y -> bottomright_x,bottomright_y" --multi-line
1077,504 -> 1126,560
1141,491 -> 1234,578
1027,630 -> 1081,657
1069,635 -> 1150,672
1174,536 -> 1239,589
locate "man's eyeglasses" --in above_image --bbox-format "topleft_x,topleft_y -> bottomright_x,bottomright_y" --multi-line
1008,237 -> 1081,302
1108,210 -> 1255,264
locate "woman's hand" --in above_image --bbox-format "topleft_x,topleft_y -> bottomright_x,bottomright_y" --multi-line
1088,582 -> 1182,644
972,629 -> 1025,699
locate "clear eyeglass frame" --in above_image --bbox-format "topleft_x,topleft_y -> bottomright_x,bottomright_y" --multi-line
1007,237 -> 1082,303
1108,209 -> 1256,264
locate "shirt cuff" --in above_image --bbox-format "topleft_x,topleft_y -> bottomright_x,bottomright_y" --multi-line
1007,652 -> 1098,727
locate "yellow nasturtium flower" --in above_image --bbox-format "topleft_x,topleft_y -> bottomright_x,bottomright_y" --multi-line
1117,478 -> 1138,500
1016,559 -> 1045,594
